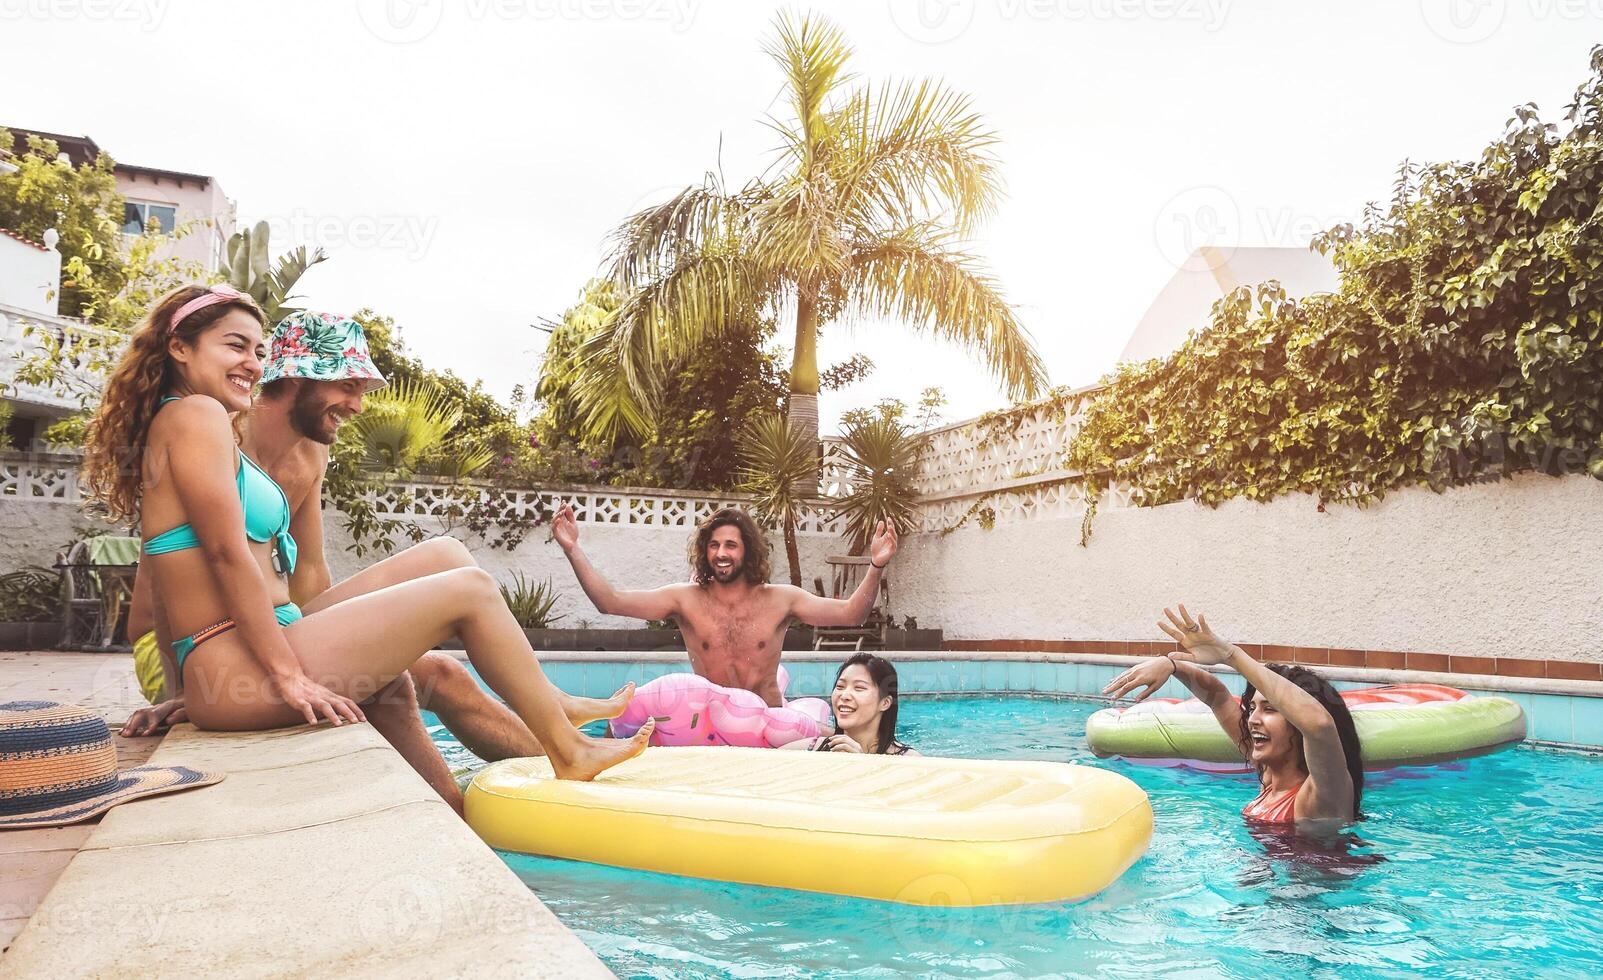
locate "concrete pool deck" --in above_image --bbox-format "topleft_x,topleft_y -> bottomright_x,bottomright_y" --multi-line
0,651 -> 609,978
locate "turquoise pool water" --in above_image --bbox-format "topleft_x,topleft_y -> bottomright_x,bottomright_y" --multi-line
426,695 -> 1603,978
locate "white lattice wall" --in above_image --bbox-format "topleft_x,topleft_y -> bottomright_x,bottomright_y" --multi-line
905,386 -> 1118,532
363,481 -> 845,536
0,453 -> 82,502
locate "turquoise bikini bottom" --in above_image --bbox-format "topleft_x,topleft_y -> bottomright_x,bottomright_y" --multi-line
173,602 -> 304,673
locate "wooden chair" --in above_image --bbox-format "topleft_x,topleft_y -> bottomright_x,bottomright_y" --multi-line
55,535 -> 139,650
811,555 -> 890,652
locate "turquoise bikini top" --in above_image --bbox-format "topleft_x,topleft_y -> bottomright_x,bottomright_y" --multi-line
142,396 -> 298,575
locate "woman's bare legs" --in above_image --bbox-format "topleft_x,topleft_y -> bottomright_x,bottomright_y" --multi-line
301,537 -> 633,725
184,566 -> 651,780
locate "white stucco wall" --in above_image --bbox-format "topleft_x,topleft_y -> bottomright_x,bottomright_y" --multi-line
896,473 -> 1603,663
5,473 -> 1599,661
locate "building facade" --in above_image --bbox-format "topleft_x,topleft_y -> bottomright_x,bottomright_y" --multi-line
5,127 -> 236,273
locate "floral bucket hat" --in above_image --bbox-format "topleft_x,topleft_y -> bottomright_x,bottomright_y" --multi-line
261,311 -> 388,391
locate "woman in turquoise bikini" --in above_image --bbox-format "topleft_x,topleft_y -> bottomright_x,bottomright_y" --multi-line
82,285 -> 651,780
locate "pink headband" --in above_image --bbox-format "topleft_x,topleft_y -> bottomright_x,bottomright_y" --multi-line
167,285 -> 249,335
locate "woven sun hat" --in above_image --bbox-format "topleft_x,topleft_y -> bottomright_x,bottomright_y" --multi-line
0,701 -> 223,830
260,311 -> 388,391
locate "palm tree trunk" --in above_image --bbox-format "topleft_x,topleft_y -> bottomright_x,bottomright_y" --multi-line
783,517 -> 802,587
787,289 -> 821,445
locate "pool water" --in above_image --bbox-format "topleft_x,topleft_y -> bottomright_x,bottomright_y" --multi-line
425,695 -> 1603,979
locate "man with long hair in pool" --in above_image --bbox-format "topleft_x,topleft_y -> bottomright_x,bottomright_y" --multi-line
82,284 -> 651,779
779,653 -> 919,755
1103,605 -> 1363,825
555,504 -> 897,707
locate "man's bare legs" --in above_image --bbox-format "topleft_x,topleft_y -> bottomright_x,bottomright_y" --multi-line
363,670 -> 469,814
410,652 -> 544,760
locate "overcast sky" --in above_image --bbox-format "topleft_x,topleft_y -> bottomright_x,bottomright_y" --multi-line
4,0 -> 1594,430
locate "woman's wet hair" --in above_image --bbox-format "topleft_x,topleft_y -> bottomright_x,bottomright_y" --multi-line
1239,663 -> 1364,819
831,653 -> 906,755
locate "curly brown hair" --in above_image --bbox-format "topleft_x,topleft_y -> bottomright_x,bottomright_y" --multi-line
689,508 -> 772,586
82,285 -> 266,521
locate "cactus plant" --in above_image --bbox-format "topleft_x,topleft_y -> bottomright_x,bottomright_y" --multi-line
219,221 -> 327,324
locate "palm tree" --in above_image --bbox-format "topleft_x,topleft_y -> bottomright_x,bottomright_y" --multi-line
580,10 -> 1049,459
737,413 -> 817,587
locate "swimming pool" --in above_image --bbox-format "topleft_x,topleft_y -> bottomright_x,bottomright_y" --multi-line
426,694 -> 1603,978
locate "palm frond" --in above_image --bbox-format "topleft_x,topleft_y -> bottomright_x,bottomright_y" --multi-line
606,249 -> 756,389
606,180 -> 742,287
346,379 -> 462,474
832,415 -> 921,554
570,310 -> 658,445
846,231 -> 1049,400
834,78 -> 1002,235
736,413 -> 817,526
764,10 -> 854,173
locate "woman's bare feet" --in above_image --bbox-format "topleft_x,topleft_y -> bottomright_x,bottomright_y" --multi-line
550,718 -> 654,781
561,682 -> 635,726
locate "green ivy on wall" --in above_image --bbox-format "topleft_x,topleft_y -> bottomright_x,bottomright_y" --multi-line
1063,48 -> 1603,515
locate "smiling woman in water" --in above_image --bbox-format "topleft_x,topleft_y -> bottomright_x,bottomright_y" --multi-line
782,653 -> 919,756
1103,606 -> 1362,826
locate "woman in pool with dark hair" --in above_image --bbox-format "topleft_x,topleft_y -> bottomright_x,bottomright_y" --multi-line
781,653 -> 919,755
1103,605 -> 1363,825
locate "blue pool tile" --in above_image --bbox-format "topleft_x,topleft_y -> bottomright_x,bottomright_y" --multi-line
983,662 -> 1008,692
1571,696 -> 1603,748
960,661 -> 984,693
1051,663 -> 1074,694
1030,662 -> 1053,693
1527,694 -> 1573,743
554,664 -> 586,692
1081,665 -> 1119,696
1007,662 -> 1032,693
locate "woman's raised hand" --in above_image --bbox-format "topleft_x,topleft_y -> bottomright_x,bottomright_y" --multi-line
272,672 -> 366,727
1102,656 -> 1177,703
1157,605 -> 1236,666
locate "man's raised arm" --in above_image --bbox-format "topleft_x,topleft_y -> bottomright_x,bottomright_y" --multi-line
553,502 -> 682,621
787,520 -> 899,627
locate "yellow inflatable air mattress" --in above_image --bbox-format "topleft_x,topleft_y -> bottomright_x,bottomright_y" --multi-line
466,747 -> 1153,906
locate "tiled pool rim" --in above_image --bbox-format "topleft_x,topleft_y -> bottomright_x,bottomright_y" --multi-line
460,649 -> 1603,753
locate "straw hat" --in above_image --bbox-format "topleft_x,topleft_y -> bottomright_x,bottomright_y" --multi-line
0,701 -> 223,830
